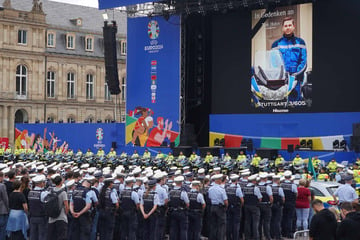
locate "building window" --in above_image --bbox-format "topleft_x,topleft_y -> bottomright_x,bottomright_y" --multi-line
105,118 -> 112,123
105,82 -> 111,101
120,40 -> 126,55
67,116 -> 75,123
121,77 -> 126,102
47,71 -> 55,98
67,72 -> 75,99
47,32 -> 55,47
86,74 -> 94,100
66,34 -> 75,49
16,65 -> 27,96
85,36 -> 94,51
18,30 -> 27,44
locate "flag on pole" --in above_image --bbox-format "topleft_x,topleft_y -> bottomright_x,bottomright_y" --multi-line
308,156 -> 317,181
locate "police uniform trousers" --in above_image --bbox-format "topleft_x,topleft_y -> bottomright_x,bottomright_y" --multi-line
143,213 -> 157,240
209,205 -> 226,240
155,206 -> 166,240
90,209 -> 99,240
136,211 -> 144,240
258,204 -> 272,240
120,209 -> 138,240
98,209 -> 115,240
270,203 -> 282,240
226,205 -> 241,240
244,204 -> 260,240
29,216 -> 48,240
169,209 -> 188,240
281,204 -> 295,238
69,212 -> 91,240
113,208 -> 122,239
188,210 -> 203,240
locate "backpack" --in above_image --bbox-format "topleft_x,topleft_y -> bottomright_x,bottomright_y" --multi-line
44,189 -> 64,218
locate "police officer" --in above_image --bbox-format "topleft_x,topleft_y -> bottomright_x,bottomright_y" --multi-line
208,174 -> 228,240
154,172 -> 169,240
28,175 -> 48,240
140,179 -> 159,240
270,175 -> 285,240
98,177 -> 119,240
112,169 -> 125,239
187,180 -> 206,240
168,175 -> 189,240
281,171 -> 297,238
225,174 -> 244,240
120,176 -> 140,240
243,174 -> 262,240
69,178 -> 93,240
333,175 -> 359,204
258,173 -> 273,240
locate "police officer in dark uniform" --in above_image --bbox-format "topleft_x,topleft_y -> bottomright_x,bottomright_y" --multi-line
243,174 -> 262,240
69,178 -> 93,240
225,174 -> 244,240
258,173 -> 273,240
140,179 -> 159,240
112,171 -> 125,240
187,180 -> 206,240
28,175 -> 48,240
120,176 -> 140,240
281,171 -> 297,238
98,177 -> 119,240
168,175 -> 189,240
270,175 -> 285,240
201,176 -> 211,238
208,174 -> 228,240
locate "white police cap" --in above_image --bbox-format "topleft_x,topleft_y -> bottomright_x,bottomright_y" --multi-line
174,176 -> 184,182
283,170 -> 292,177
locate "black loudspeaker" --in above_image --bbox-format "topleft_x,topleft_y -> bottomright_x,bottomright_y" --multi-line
353,123 -> 360,136
103,21 -> 120,95
246,139 -> 253,152
351,136 -> 360,149
287,144 -> 294,153
111,141 -> 117,149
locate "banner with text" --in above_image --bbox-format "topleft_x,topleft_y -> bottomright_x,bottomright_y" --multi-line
251,3 -> 313,112
15,123 -> 124,153
126,15 -> 181,147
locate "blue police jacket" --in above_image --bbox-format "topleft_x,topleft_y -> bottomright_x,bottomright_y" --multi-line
271,34 -> 307,76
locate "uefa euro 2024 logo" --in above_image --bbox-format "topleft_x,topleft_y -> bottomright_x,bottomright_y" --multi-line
96,128 -> 103,141
148,20 -> 159,40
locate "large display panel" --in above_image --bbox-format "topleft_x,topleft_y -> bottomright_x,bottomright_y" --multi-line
211,0 -> 360,114
126,15 -> 181,147
251,3 -> 312,112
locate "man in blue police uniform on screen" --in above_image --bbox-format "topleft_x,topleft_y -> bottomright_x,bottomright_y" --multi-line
272,17 -> 307,78
272,17 -> 307,100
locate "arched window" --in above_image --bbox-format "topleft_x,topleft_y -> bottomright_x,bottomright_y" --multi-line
67,72 -> 75,99
67,115 -> 76,123
86,74 -> 94,100
16,65 -> 27,97
14,109 -> 28,123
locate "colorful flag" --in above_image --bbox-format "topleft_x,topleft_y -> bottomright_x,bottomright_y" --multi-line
308,156 -> 317,181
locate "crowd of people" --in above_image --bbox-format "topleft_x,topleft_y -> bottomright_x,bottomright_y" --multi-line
0,148 -> 360,240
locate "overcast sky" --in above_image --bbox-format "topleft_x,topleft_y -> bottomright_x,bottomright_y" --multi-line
50,0 -> 99,8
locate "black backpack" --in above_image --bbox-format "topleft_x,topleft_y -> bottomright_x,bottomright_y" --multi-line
44,189 -> 64,218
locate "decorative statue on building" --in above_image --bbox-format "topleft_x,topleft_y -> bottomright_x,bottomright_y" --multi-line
3,0 -> 11,9
32,0 -> 44,13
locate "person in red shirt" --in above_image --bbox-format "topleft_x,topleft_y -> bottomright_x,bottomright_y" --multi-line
295,178 -> 311,230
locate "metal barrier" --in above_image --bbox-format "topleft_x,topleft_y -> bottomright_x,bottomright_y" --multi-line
293,230 -> 310,240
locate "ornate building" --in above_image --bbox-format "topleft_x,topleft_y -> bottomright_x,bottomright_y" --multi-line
0,0 -> 127,144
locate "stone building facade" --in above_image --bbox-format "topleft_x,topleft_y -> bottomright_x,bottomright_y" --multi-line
0,0 -> 127,144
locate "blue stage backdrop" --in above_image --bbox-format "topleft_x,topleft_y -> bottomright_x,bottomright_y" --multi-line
126,15 -> 181,147
15,123 -> 124,153
98,0 -> 160,9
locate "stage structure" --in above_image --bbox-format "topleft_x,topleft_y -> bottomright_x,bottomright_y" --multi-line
99,0 -> 360,156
